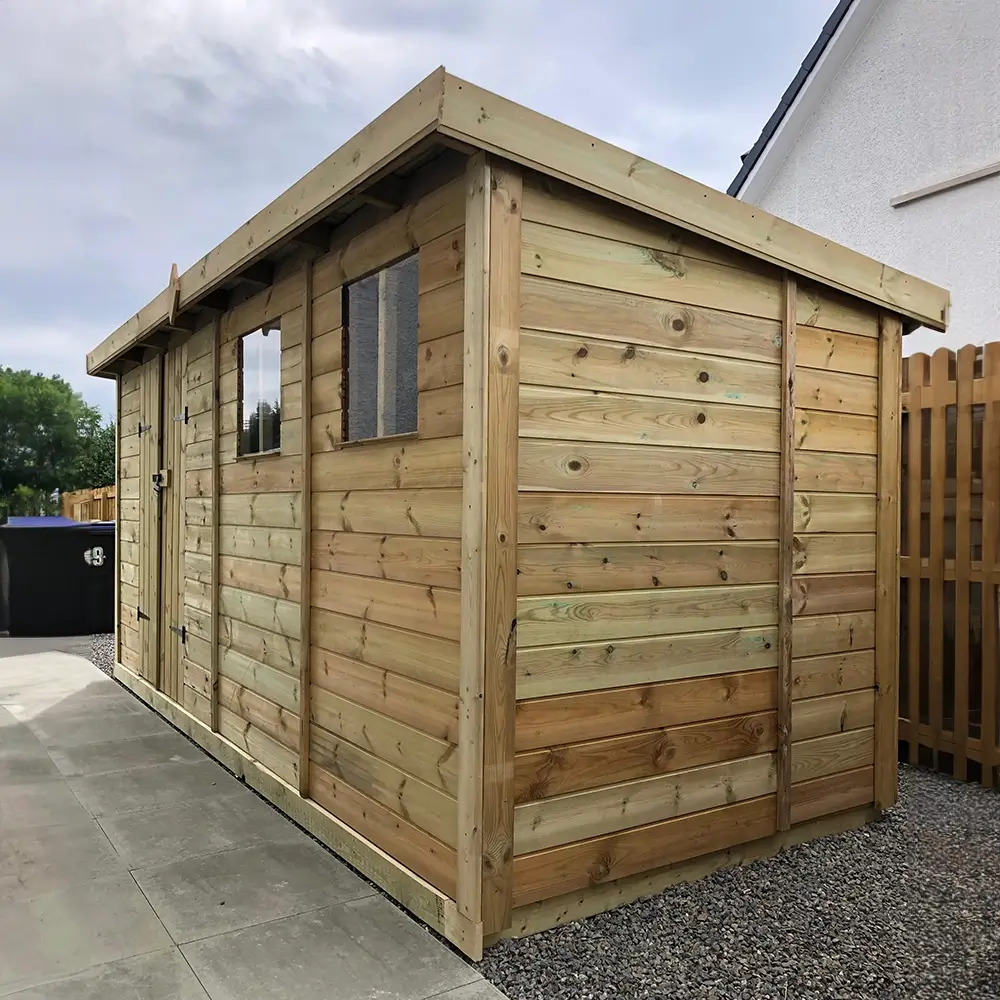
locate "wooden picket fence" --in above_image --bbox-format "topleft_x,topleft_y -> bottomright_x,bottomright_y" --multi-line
899,345 -> 1000,786
61,485 -> 116,522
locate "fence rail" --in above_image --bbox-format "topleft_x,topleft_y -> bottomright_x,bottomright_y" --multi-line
61,485 -> 116,523
900,345 -> 1000,786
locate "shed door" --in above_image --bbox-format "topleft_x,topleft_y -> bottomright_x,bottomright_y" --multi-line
136,354 -> 163,687
159,344 -> 187,702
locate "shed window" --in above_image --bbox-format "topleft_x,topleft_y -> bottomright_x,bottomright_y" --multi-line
238,322 -> 281,456
345,254 -> 419,441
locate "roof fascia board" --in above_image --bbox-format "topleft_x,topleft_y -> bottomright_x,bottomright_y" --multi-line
437,72 -> 948,331
734,0 -> 884,202
87,67 -> 447,376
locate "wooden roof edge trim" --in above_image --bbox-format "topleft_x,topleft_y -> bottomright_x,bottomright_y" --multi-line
436,73 -> 949,333
86,66 -> 448,375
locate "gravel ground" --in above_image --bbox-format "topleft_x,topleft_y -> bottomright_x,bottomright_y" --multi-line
89,632 -> 114,676
480,767 -> 1000,1000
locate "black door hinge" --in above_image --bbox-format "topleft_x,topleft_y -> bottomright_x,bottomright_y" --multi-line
172,406 -> 188,424
137,606 -> 150,621
137,421 -> 152,437
168,624 -> 187,644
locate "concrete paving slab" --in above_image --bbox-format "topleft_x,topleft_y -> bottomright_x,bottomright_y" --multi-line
0,637 -> 92,661
48,730 -> 206,778
23,708 -> 172,749
0,872 -> 172,995
433,982 -> 511,1000
0,779 -> 92,833
0,753 -> 62,786
68,759 -> 243,818
1,948 -> 209,1000
0,818 -> 125,903
133,840 -> 375,943
98,788 -> 310,869
182,894 -> 482,1000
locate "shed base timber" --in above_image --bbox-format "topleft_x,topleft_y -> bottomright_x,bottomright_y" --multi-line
113,663 -> 484,960
492,804 -> 878,942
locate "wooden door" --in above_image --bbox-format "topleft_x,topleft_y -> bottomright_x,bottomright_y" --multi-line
136,354 -> 163,686
159,344 -> 187,702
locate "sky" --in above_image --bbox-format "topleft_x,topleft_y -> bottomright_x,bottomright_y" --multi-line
0,0 -> 844,419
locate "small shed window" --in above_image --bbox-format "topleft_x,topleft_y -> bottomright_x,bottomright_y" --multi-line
344,254 -> 419,441
238,322 -> 281,456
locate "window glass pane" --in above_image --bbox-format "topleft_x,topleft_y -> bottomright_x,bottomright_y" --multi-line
347,275 -> 379,441
239,323 -> 281,455
345,253 -> 419,441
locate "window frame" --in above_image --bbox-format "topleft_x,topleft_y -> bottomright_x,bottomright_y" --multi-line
341,251 -> 420,446
236,319 -> 283,459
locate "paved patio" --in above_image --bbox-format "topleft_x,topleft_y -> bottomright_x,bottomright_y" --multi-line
0,645 -> 503,999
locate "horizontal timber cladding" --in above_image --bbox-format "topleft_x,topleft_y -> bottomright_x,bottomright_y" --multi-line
512,169 -> 882,910
306,158 -> 466,894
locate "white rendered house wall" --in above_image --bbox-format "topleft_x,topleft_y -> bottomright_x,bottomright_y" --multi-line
741,0 -> 1000,356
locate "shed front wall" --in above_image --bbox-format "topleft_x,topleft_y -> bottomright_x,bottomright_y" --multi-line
509,173 -> 885,918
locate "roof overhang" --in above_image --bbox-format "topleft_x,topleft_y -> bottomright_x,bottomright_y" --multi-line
89,63 -> 948,377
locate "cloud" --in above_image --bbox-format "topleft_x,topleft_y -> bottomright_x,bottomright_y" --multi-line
0,0 -> 836,418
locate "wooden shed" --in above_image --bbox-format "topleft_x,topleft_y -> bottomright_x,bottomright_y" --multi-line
87,69 -> 949,959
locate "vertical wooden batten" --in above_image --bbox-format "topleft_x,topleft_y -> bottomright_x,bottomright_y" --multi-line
481,160 -> 522,932
776,274 -> 796,832
874,313 -> 902,808
983,344 -> 1000,788
209,317 -> 222,732
298,262 -> 314,796
457,152 -> 490,929
114,374 -> 122,668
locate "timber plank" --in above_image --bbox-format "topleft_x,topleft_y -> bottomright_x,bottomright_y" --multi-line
219,646 -> 300,713
310,410 -> 344,452
311,646 -> 459,742
311,325 -> 342,375
420,226 -> 465,293
517,493 -> 778,543
795,451 -> 878,494
419,278 -> 464,343
515,711 -> 778,801
309,687 -> 459,794
219,555 -> 301,602
518,439 -> 779,496
218,674 -> 299,750
516,625 -> 778,699
310,763 -> 457,899
312,569 -> 461,641
928,349 -> 948,771
218,525 -> 300,565
522,221 -> 783,320
517,583 -> 777,646
790,766 -> 874,825
515,540 -> 778,595
520,329 -> 780,409
311,607 -> 459,692
419,330 -> 464,390
418,383 -> 464,439
795,369 -> 878,417
218,456 -> 300,494
793,610 -> 875,659
794,493 -> 876,534
514,752 -> 776,855
791,727 -> 875,782
796,327 -> 879,377
519,385 -> 780,452
221,616 -> 299,675
310,727 -> 457,847
514,668 -> 776,750
796,283 -> 880,339
792,533 -> 877,575
312,436 -> 463,491
311,531 -> 461,589
218,705 -> 298,786
511,794 -> 777,907
791,649 -> 875,700
520,275 -> 781,364
791,689 -> 875,741
219,585 -> 300,638
793,574 -> 876,617
795,409 -> 877,455
312,488 -> 462,538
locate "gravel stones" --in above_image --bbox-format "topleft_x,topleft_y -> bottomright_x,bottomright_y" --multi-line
480,767 -> 1000,1000
89,633 -> 115,676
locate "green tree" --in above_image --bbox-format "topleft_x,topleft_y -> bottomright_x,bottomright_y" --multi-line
71,420 -> 116,489
0,368 -> 105,515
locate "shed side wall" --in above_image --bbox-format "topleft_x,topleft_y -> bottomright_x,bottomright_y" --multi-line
306,165 -> 467,898
510,174 -> 879,910
118,366 -> 142,674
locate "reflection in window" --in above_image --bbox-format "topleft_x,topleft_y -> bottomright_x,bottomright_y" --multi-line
239,322 -> 281,456
345,254 -> 419,441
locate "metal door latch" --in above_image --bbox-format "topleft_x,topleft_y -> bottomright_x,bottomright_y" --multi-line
168,624 -> 187,644
151,469 -> 171,493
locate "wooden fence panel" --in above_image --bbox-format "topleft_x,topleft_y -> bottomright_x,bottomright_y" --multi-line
900,345 -> 1000,787
62,485 -> 117,522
